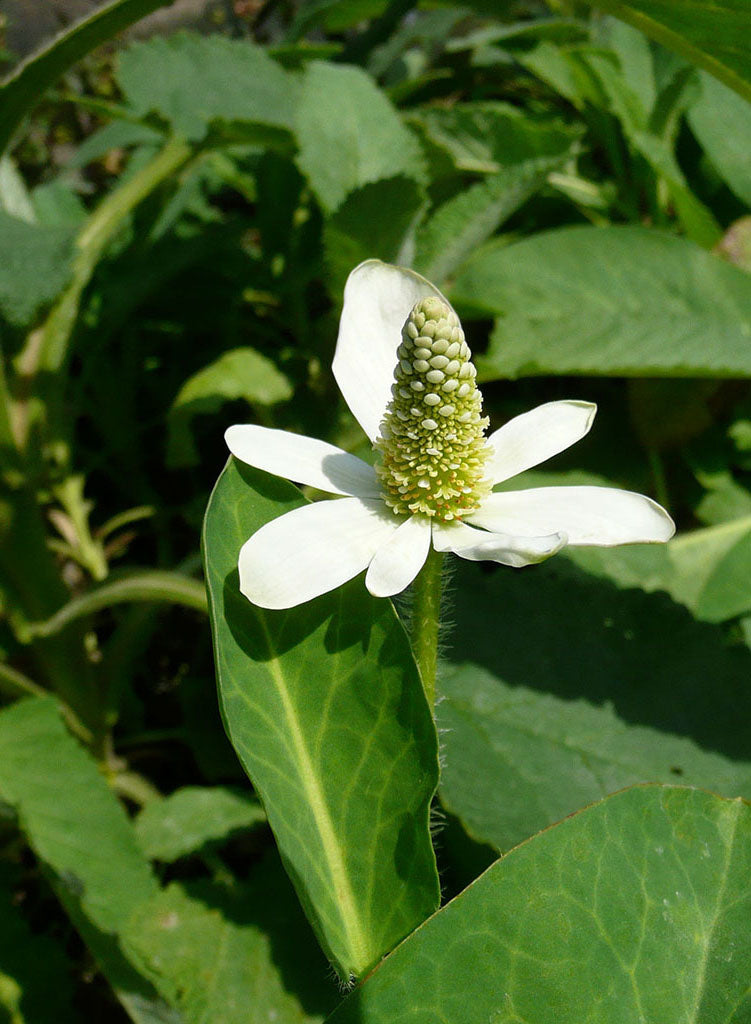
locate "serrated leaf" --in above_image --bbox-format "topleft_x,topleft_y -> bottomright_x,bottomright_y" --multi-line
123,856 -> 337,1023
134,786 -> 266,862
327,786 -> 751,1023
580,0 -> 751,103
689,71 -> 751,208
436,558 -> 751,852
167,348 -> 293,467
0,0 -> 171,156
0,699 -> 157,933
202,459 -> 440,978
408,102 -> 580,174
0,211 -> 74,326
117,33 -> 297,143
295,61 -> 425,213
323,176 -> 424,297
451,226 -> 751,379
413,155 -> 567,285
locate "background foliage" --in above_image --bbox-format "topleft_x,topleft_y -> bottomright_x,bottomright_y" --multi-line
1,0 -> 751,1020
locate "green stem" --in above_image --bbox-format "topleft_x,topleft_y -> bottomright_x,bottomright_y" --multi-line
410,546 -> 444,707
110,769 -> 162,807
0,661 -> 47,701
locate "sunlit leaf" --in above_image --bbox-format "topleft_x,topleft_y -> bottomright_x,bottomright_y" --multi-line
0,698 -> 157,932
413,155 -> 568,285
565,516 -> 751,623
327,786 -> 751,1023
117,33 -> 297,143
295,61 -> 425,212
0,211 -> 74,326
580,0 -> 751,103
689,71 -> 751,208
408,102 -> 579,175
168,348 -> 293,467
451,226 -> 751,378
202,459 -> 440,978
134,786 -> 266,862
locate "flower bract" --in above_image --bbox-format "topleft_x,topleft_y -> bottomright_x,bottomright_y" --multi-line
225,261 -> 675,609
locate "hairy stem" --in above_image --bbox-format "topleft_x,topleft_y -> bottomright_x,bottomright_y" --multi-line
410,546 -> 444,707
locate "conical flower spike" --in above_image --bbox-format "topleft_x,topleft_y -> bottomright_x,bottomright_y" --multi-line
375,297 -> 491,521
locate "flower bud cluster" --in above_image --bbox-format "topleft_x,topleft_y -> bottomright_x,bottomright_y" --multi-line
375,296 -> 491,520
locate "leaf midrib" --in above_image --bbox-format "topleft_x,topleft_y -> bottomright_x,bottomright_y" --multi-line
254,609 -> 371,975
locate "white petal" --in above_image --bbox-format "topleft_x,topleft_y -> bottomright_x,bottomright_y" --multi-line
486,401 -> 597,485
469,487 -> 675,546
365,515 -> 431,597
238,497 -> 399,609
333,260 -> 454,443
432,520 -> 565,567
225,424 -> 379,498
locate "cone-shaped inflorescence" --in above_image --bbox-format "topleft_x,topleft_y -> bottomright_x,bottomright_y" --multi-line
376,296 -> 491,520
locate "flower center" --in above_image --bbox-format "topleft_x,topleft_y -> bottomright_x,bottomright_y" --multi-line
375,296 -> 491,521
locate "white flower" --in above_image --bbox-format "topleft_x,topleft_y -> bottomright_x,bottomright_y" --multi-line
225,261 -> 674,609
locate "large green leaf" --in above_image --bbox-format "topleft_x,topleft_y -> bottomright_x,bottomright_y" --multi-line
0,0 -> 172,156
117,33 -> 297,143
327,786 -> 751,1023
0,211 -> 74,326
0,698 -> 157,933
437,558 -> 751,852
124,856 -> 338,1024
689,71 -> 751,208
295,62 -> 426,213
413,155 -> 569,286
581,0 -> 751,103
408,102 -> 579,175
202,459 -> 440,978
451,226 -> 751,379
134,786 -> 266,862
324,176 -> 425,298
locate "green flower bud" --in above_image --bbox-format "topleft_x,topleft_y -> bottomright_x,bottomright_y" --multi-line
375,297 -> 491,520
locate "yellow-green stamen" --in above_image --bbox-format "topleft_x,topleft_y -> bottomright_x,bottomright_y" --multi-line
375,296 -> 491,521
